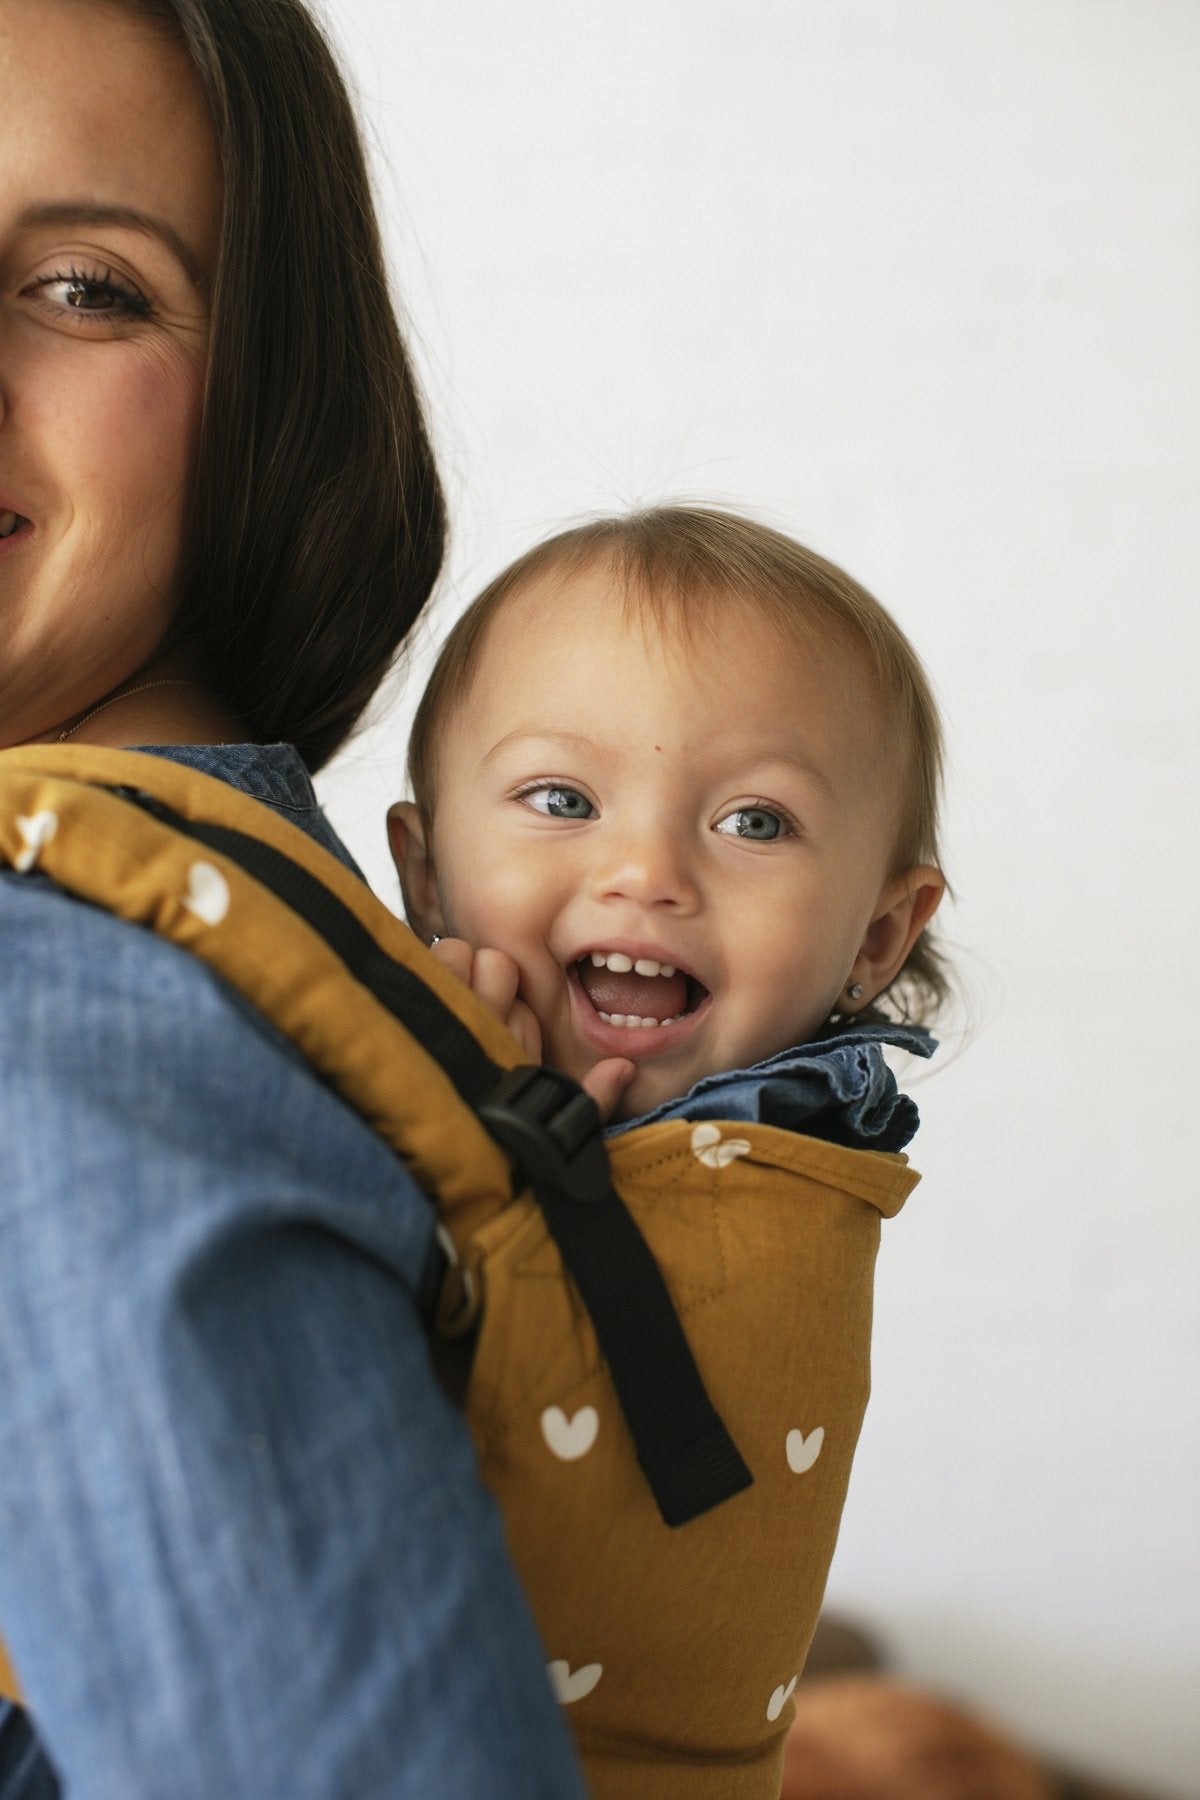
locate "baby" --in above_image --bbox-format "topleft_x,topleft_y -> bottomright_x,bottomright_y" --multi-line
387,504 -> 948,1800
389,504 -> 944,1124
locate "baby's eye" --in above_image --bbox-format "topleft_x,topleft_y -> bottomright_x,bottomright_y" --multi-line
522,784 -> 596,820
715,806 -> 788,841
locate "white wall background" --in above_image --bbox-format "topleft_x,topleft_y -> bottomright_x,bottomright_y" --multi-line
313,3 -> 1200,1792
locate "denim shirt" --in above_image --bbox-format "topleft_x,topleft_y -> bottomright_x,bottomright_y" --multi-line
0,745 -> 586,1799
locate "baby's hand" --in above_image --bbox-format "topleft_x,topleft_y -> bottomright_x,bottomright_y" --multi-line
428,938 -> 542,1064
427,938 -> 636,1123
580,1056 -> 637,1122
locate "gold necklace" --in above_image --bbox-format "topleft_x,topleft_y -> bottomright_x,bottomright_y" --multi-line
56,678 -> 200,743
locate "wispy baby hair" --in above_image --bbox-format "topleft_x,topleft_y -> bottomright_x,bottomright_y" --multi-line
408,506 -> 949,1026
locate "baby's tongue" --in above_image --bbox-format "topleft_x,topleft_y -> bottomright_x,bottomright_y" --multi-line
579,963 -> 688,1022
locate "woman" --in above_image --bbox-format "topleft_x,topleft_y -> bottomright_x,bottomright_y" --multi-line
0,0 -> 586,1793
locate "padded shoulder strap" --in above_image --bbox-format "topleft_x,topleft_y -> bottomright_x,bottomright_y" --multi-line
0,747 -> 751,1529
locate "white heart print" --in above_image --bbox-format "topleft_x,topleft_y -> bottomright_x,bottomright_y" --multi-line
541,1405 -> 599,1462
690,1123 -> 752,1169
183,861 -> 231,926
786,1426 -> 825,1474
14,811 -> 58,873
766,1674 -> 798,1722
548,1660 -> 603,1705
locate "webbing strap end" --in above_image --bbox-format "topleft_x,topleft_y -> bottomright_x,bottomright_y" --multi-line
641,1425 -> 755,1528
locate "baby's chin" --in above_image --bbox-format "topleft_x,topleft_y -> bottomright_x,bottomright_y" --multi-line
606,1062 -> 698,1123
594,1022 -> 828,1123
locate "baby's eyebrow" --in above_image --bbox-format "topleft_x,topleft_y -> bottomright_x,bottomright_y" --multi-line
755,748 -> 838,802
482,728 -> 605,765
484,728 -> 838,798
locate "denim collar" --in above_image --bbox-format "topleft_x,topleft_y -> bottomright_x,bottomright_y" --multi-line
135,742 -> 363,876
607,1023 -> 936,1154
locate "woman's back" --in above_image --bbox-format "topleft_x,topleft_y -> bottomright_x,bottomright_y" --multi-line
0,742 -> 587,1794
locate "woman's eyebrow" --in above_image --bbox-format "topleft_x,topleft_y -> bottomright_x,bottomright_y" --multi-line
18,201 -> 202,284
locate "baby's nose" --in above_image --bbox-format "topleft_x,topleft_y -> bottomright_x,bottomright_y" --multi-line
591,826 -> 700,911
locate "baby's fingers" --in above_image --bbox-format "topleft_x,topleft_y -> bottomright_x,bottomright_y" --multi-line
503,996 -> 543,1064
432,944 -> 542,1060
581,1057 -> 637,1124
470,947 -> 522,1022
427,936 -> 475,985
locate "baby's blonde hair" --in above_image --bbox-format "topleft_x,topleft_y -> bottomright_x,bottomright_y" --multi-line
408,506 -> 949,1026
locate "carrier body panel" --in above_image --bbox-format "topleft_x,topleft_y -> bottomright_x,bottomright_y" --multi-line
0,749 -> 917,1797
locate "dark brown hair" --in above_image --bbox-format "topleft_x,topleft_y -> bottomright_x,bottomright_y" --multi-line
409,507 -> 950,1027
128,0 -> 446,770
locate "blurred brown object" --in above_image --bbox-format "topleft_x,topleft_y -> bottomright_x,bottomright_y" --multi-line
1055,1776 -> 1169,1800
801,1612 -> 886,1679
795,1617 -> 1173,1800
781,1674 -> 1058,1800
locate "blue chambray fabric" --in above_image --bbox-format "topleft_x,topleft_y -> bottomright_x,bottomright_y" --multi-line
0,744 -> 585,1800
137,740 -> 364,874
607,1023 -> 936,1153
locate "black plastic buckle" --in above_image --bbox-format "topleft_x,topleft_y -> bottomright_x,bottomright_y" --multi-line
479,1065 -> 609,1204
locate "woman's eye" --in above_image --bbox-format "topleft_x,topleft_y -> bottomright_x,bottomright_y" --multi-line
30,267 -> 152,320
715,806 -> 787,841
523,785 -> 595,820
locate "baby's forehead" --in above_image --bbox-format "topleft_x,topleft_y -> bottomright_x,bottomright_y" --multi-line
476,560 -> 886,702
447,569 -> 903,815
412,544 -> 929,869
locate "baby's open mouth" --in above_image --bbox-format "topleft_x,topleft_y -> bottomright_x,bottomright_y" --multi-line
574,950 -> 708,1030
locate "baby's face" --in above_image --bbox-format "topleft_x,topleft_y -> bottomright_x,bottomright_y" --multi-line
401,566 -> 930,1119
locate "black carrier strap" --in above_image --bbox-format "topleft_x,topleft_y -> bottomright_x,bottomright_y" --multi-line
109,784 -> 752,1526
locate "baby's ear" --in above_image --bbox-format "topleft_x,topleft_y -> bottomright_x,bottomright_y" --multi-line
386,801 -> 446,940
849,865 -> 945,1001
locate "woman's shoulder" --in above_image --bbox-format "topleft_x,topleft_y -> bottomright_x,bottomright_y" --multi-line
0,863 -> 245,1006
0,867 -> 300,1095
0,867 -> 436,1289
0,743 -> 439,1271
0,738 -> 358,1004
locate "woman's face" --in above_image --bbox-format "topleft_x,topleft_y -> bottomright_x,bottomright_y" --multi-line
0,0 -> 221,745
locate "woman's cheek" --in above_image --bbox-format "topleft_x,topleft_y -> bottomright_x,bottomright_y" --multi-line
86,348 -> 204,584
118,343 -> 205,491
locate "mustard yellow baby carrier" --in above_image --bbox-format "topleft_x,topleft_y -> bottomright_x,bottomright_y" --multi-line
0,746 -> 918,1799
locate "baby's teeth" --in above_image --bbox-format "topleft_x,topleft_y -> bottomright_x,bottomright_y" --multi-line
635,958 -> 671,977
589,950 -> 678,977
598,1012 -> 680,1029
